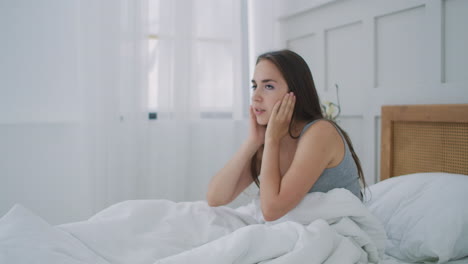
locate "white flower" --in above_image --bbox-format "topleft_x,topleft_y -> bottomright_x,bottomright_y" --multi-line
321,84 -> 341,122
321,101 -> 340,121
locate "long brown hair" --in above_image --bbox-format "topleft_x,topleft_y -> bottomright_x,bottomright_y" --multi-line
249,49 -> 367,195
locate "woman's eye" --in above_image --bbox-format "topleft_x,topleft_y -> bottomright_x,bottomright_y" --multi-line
265,84 -> 274,90
251,85 -> 257,90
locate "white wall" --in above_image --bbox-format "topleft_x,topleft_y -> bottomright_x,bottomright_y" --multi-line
250,0 -> 468,184
0,0 -> 146,224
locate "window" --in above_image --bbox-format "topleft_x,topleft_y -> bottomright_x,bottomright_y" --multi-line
147,0 -> 249,120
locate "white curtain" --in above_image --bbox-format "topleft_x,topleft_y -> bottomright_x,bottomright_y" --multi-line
76,0 -> 149,215
0,0 -> 148,224
143,0 -> 253,204
148,0 -> 248,119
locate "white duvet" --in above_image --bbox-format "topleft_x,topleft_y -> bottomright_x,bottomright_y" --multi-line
0,188 -> 386,264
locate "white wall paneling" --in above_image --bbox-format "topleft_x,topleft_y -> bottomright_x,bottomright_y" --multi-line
276,0 -> 340,18
287,34 -> 326,98
443,0 -> 468,84
338,116 -> 364,160
272,0 -> 468,183
375,5 -> 426,90
325,21 -> 364,114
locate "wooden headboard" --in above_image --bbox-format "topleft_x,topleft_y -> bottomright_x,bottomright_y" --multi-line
380,104 -> 468,181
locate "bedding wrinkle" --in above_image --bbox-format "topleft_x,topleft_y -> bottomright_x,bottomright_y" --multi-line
155,188 -> 386,263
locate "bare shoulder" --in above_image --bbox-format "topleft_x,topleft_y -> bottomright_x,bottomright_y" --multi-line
299,119 -> 338,143
295,119 -> 343,167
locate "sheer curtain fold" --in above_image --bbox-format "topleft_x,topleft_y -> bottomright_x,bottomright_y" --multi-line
145,0 -> 250,203
149,0 -> 247,120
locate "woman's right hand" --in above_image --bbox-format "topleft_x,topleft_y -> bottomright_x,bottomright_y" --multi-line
248,105 -> 266,148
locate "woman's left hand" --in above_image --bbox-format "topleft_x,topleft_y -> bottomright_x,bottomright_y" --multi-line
265,92 -> 296,143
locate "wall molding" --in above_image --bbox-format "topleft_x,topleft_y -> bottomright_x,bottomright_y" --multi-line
324,20 -> 362,91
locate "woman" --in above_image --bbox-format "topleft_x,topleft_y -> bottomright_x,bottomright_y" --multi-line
206,49 -> 366,222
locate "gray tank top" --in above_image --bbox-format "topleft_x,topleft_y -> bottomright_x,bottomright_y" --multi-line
300,119 -> 362,200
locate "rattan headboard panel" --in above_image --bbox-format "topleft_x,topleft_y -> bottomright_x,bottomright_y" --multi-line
392,121 -> 468,177
381,104 -> 468,181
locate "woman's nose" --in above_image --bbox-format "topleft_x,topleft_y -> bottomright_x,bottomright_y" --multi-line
252,89 -> 262,102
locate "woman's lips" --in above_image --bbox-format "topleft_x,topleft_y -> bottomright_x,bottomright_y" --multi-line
254,108 -> 266,115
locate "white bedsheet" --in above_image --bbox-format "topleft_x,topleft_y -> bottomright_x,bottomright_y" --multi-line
0,188 -> 386,264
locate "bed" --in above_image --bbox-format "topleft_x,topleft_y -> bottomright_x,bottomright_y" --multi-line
366,104 -> 468,264
0,104 -> 467,264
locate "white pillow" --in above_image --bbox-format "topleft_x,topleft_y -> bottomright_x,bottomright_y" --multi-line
364,172 -> 468,263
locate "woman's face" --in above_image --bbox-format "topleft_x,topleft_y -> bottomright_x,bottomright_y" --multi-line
251,59 -> 289,125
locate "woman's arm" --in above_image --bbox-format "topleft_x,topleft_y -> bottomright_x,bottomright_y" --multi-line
259,93 -> 336,221
206,140 -> 257,206
260,121 -> 335,221
206,106 -> 265,206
